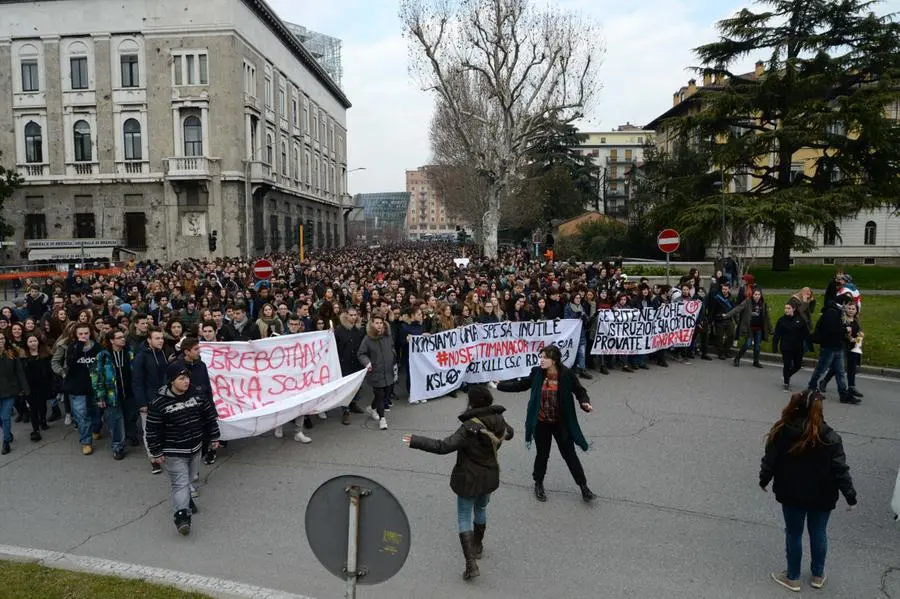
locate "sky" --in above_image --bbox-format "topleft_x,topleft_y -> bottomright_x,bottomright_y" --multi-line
267,0 -> 900,195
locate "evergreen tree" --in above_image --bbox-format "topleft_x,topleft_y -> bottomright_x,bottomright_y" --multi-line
669,0 -> 900,270
0,153 -> 22,241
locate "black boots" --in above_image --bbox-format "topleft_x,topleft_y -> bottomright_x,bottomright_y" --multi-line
577,368 -> 593,380
850,387 -> 864,398
174,509 -> 192,536
473,523 -> 486,559
534,482 -> 547,502
580,484 -> 596,502
459,532 -> 480,580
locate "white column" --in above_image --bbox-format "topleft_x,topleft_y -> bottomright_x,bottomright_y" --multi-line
172,108 -> 180,157
201,106 -> 209,157
245,114 -> 252,160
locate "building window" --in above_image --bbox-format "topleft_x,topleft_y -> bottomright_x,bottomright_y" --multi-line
21,59 -> 39,92
243,62 -> 256,96
600,137 -> 606,143
279,87 -> 286,116
266,133 -> 274,165
123,118 -> 142,160
73,120 -> 92,162
265,76 -> 273,108
281,141 -> 288,175
291,98 -> 298,126
24,214 -> 47,239
173,51 -> 208,85
70,56 -> 89,90
637,136 -> 643,144
823,222 -> 837,246
183,116 -> 202,156
121,54 -> 139,88
625,149 -> 633,161
304,152 -> 311,184
74,212 -> 96,238
313,110 -> 319,140
292,146 -> 299,179
24,122 -> 42,163
864,221 -> 877,246
303,99 -> 310,133
124,212 -> 147,250
313,156 -> 319,189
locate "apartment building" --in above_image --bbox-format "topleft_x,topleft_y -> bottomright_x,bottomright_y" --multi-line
578,124 -> 652,219
646,64 -> 900,265
0,0 -> 351,264
405,166 -> 459,240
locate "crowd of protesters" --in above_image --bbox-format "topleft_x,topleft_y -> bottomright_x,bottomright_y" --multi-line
0,243 -> 867,550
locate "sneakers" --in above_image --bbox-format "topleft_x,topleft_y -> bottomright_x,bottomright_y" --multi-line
30,431 -> 41,442
64,414 -> 72,426
849,387 -> 864,398
151,462 -> 163,474
770,571 -> 801,592
113,449 -> 125,461
82,444 -> 93,456
366,407 -> 379,421
317,412 -> 327,420
293,431 -> 312,444
379,417 -> 388,430
783,383 -> 790,392
274,425 -> 284,439
190,487 -> 199,498
92,431 -> 102,441
174,509 -> 192,536
203,450 -> 217,465
840,394 -> 862,405
580,484 -> 596,502
1,442 -> 9,455
811,574 -> 826,589
534,482 -> 547,502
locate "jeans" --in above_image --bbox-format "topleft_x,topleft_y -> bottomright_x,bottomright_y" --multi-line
70,394 -> 101,445
533,420 -> 587,486
575,336 -> 587,370
823,350 -> 859,389
165,452 -> 200,513
782,505 -> 831,579
736,330 -> 763,363
781,351 -> 804,384
0,397 -> 14,443
105,405 -> 126,453
457,494 -> 490,533
807,347 -> 848,397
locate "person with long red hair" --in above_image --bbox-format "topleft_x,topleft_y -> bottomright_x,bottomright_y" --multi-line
759,389 -> 857,592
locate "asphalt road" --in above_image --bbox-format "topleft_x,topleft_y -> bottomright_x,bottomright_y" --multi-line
1,361 -> 898,599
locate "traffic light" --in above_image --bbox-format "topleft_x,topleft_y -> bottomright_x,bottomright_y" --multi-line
208,230 -> 218,252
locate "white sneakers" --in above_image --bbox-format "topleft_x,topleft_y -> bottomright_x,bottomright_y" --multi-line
367,407 -> 379,421
293,430 -> 312,443
276,421 -> 310,443
317,412 -> 327,420
379,417 -> 388,430
274,425 -> 284,439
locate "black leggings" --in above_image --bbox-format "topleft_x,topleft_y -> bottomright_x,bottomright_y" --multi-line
27,394 -> 47,431
533,420 -> 587,486
371,386 -> 389,419
781,351 -> 804,384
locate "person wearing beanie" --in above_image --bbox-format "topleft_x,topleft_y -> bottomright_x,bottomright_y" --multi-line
402,385 -> 514,581
145,361 -> 220,537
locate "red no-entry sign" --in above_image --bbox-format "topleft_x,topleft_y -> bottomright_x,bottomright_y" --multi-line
657,229 -> 681,254
253,258 -> 274,280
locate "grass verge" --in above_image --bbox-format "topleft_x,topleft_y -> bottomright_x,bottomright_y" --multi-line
0,560 -> 211,599
766,294 -> 900,369
747,265 -> 900,290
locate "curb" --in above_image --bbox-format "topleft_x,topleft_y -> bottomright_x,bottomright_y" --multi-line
756,352 -> 900,380
0,545 -> 315,599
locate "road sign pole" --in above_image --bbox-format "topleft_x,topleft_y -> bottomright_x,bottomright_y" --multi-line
345,484 -> 366,599
666,251 -> 670,286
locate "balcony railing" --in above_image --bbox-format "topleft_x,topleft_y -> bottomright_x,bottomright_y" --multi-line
18,163 -> 48,178
249,161 -> 275,183
116,161 -> 149,175
165,156 -> 213,179
65,162 -> 99,176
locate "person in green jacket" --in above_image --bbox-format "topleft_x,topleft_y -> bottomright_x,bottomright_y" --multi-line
495,345 -> 596,503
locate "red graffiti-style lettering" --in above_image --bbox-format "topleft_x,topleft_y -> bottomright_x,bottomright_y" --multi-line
650,329 -> 694,349
212,374 -> 263,412
267,365 -> 332,396
205,339 -> 329,374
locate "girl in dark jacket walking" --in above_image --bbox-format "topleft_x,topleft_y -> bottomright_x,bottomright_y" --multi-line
403,385 -> 514,581
724,287 -> 772,368
0,335 -> 29,455
357,314 -> 395,430
495,345 -> 595,503
22,333 -> 53,441
772,303 -> 810,392
759,389 -> 857,592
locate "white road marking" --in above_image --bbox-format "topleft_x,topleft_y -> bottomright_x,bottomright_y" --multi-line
0,544 -> 316,599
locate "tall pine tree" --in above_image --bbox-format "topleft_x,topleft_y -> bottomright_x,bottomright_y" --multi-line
671,0 -> 900,270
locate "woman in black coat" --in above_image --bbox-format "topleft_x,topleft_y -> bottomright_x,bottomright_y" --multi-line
771,303 -> 811,392
21,334 -> 54,441
760,389 -> 857,592
403,385 -> 514,581
494,345 -> 595,503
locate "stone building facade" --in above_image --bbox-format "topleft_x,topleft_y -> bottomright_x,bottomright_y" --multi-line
0,0 -> 351,264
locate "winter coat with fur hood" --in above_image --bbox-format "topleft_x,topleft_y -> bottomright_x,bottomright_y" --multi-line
357,321 -> 395,388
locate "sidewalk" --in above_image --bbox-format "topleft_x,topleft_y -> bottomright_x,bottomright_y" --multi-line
755,350 -> 900,379
765,288 -> 900,296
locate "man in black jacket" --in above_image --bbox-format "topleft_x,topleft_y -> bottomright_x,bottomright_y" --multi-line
807,294 -> 855,404
146,362 -> 220,537
133,329 -> 169,473
335,309 -> 366,425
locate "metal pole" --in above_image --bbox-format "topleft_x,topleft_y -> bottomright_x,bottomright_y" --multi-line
720,171 -> 726,262
666,251 -> 670,286
345,485 -> 362,599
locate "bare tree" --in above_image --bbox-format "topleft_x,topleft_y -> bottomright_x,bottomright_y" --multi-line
401,0 -> 603,258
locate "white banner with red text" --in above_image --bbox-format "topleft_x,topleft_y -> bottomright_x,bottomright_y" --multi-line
408,319 -> 582,402
199,331 -> 365,440
590,300 -> 702,355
